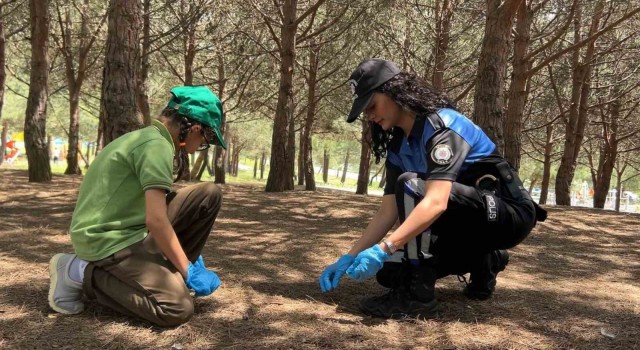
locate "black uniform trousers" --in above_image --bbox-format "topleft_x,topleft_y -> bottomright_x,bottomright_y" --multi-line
377,171 -> 539,286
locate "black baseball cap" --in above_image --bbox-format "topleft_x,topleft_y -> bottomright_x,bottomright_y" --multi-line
346,58 -> 400,123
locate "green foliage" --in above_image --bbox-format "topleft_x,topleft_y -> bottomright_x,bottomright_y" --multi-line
2,0 -> 639,202
230,117 -> 273,157
2,83 -> 27,134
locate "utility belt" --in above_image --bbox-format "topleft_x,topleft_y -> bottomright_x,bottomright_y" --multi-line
458,154 -> 547,222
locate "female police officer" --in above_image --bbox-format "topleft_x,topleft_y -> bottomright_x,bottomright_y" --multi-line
319,59 -> 546,319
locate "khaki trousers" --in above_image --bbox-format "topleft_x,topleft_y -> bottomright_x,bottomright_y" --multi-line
82,182 -> 222,327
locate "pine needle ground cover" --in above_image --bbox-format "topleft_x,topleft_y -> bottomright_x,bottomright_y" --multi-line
0,169 -> 638,349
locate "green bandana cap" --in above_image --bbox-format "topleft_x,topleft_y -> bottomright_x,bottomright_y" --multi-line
167,85 -> 226,149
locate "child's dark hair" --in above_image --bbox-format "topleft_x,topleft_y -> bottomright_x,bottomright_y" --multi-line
370,72 -> 456,164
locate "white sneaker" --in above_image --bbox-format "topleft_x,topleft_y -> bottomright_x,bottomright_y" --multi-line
48,253 -> 84,314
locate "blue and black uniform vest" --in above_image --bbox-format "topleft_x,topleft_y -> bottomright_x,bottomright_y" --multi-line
384,108 -> 497,193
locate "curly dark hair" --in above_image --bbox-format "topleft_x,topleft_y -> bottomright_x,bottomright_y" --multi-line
370,72 -> 455,164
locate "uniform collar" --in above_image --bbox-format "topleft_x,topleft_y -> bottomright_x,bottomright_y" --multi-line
388,114 -> 427,154
152,120 -> 175,154
409,114 -> 426,139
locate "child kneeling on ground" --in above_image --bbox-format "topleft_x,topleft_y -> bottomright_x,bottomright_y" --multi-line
49,86 -> 226,327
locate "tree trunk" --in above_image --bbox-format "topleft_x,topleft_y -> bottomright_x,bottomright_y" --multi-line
234,146 -> 242,176
85,142 -> 91,167
297,128 -> 305,186
183,18 -> 196,86
356,119 -> 372,194
231,151 -> 237,176
225,132 -> 232,173
192,151 -> 207,180
214,142 -> 227,183
190,151 -> 206,179
174,18 -> 198,182
369,165 -> 383,185
230,133 -> 241,176
322,148 -> 329,183
260,150 -> 266,180
232,144 -> 241,177
213,54 -> 227,184
503,0 -> 533,170
266,0 -> 297,192
253,155 -> 258,178
195,150 -> 209,179
24,0 -> 51,182
0,3 -> 6,163
472,0 -> 523,152
96,114 -> 104,153
539,124 -> 554,205
47,134 -> 52,158
64,86 -> 82,175
227,133 -> 235,176
285,107 -> 296,189
303,136 -> 315,190
379,165 -> 387,188
555,1 -> 603,205
303,44 -> 319,190
527,176 -> 538,193
341,149 -> 350,184
58,0 -> 97,175
137,0 -> 151,125
432,0 -> 453,90
234,152 -> 240,176
101,0 -> 142,146
0,121 -> 7,165
592,90 -> 620,209
614,175 -> 622,212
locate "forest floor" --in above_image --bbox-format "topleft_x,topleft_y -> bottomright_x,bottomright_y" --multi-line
0,169 -> 638,350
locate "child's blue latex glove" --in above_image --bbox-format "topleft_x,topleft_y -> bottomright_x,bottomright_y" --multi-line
319,254 -> 355,292
346,245 -> 389,281
185,256 -> 221,297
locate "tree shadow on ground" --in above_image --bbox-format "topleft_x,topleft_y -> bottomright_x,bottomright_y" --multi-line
0,169 -> 638,349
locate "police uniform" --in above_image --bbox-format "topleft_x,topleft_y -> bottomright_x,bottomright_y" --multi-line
340,58 -> 548,317
379,108 -> 546,287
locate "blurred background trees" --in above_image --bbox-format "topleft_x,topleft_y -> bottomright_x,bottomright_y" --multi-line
1,0 -> 639,210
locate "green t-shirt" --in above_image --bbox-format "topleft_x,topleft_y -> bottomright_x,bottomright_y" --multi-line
70,120 -> 175,261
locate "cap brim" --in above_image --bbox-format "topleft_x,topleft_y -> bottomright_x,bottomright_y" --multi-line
213,127 -> 227,149
346,93 -> 373,123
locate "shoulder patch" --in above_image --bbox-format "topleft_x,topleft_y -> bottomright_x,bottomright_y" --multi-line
431,144 -> 453,165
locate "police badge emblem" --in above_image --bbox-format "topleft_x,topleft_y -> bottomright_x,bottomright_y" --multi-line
431,144 -> 453,165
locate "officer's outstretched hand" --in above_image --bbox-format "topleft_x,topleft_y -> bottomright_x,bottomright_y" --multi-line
319,254 -> 355,292
185,255 -> 221,297
346,245 -> 389,281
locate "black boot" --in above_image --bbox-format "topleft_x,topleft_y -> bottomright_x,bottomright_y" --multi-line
463,250 -> 509,300
360,262 -> 440,319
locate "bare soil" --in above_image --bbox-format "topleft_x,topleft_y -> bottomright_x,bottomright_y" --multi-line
0,169 -> 638,349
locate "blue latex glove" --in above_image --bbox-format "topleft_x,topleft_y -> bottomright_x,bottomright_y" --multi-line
346,245 -> 389,281
185,256 -> 221,297
319,254 -> 355,292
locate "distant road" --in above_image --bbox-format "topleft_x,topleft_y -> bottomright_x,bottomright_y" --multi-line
316,184 -> 384,196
